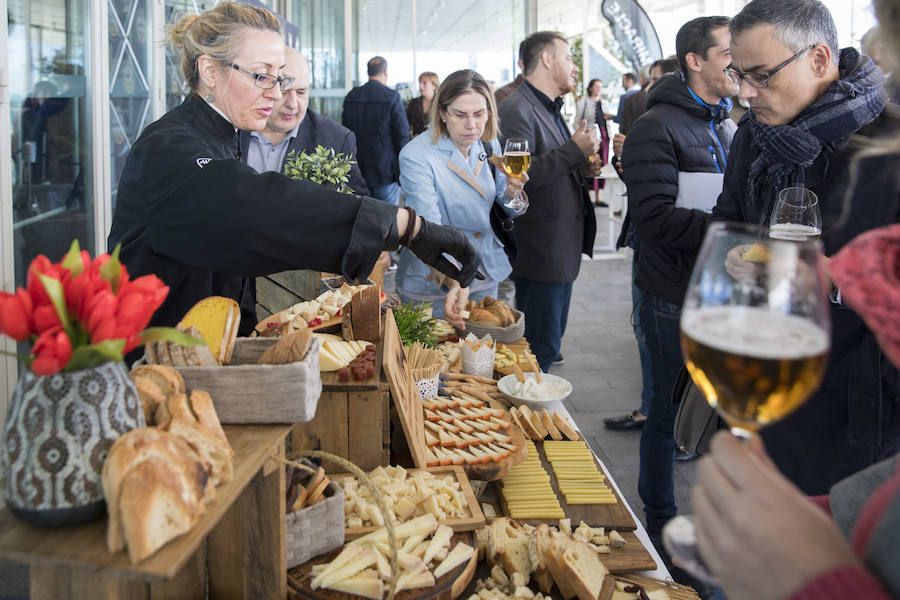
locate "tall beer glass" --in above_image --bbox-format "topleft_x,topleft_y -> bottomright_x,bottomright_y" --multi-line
663,221 -> 831,582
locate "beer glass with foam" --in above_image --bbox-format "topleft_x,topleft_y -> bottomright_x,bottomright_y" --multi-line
663,221 -> 831,583
770,187 -> 822,241
501,138 -> 530,211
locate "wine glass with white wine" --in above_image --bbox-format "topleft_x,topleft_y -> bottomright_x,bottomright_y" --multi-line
662,221 -> 831,583
502,138 -> 530,211
769,187 -> 822,241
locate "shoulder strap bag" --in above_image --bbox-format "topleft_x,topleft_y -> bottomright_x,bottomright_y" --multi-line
483,143 -> 517,262
672,363 -> 725,455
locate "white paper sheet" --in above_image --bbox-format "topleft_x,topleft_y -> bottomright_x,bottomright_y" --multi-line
675,171 -> 725,213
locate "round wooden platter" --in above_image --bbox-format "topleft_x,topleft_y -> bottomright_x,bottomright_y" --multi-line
287,531 -> 479,600
462,418 -> 528,481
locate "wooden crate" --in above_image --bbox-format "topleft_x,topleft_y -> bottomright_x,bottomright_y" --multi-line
291,313 -> 391,472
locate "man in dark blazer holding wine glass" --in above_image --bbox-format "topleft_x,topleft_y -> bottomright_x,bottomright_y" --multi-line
497,31 -> 601,372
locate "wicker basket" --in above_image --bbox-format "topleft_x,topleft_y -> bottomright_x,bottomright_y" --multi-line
458,309 -> 525,344
139,337 -> 322,424
285,464 -> 346,569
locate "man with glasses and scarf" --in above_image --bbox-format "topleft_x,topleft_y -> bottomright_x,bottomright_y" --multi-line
712,0 -> 900,496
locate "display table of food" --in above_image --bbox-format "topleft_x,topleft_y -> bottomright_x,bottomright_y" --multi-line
0,424 -> 293,600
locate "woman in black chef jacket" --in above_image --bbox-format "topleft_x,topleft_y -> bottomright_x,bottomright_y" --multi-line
108,2 -> 480,339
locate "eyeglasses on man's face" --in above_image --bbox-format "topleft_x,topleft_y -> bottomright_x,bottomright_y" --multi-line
723,44 -> 816,89
224,61 -> 295,91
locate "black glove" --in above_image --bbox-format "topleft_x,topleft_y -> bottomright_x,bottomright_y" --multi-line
407,218 -> 484,288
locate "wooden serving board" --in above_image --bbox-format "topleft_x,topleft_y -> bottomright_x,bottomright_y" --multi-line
383,309 -> 429,469
334,466 -> 485,540
287,531 -> 478,600
499,439 -> 636,531
611,574 -> 701,599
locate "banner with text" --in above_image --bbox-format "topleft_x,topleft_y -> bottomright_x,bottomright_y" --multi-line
601,0 -> 663,74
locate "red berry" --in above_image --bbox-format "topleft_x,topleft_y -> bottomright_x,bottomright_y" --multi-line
365,364 -> 375,378
352,367 -> 367,381
266,322 -> 277,328
309,318 -> 322,326
338,367 -> 351,382
365,345 -> 376,352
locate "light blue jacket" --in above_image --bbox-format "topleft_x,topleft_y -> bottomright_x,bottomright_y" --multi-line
396,131 -> 513,300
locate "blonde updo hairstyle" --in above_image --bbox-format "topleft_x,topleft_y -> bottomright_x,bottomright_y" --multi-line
166,1 -> 283,92
430,69 -> 499,145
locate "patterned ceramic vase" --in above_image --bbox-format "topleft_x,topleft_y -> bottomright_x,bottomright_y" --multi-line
1,361 -> 145,527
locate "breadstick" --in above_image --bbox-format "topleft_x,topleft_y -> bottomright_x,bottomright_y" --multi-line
525,353 -> 542,383
512,363 -> 526,383
446,372 -> 497,384
459,385 -> 494,404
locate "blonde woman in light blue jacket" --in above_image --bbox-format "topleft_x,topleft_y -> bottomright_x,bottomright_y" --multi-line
397,69 -> 527,327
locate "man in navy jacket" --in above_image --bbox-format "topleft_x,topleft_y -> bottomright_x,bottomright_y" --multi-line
241,48 -> 368,196
342,56 -> 410,205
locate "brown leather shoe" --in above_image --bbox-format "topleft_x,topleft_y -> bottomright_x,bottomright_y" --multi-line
603,410 -> 646,431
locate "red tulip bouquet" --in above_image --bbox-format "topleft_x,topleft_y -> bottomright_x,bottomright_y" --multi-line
0,241 -> 198,375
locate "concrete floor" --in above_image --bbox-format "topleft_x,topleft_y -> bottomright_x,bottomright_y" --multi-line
0,205 -> 699,598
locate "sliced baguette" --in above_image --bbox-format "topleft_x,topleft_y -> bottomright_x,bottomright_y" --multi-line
519,405 -> 548,439
552,412 -> 580,441
540,409 -> 564,441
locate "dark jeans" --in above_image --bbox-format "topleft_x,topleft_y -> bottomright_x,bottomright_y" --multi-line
631,254 -> 653,418
638,292 -> 683,535
512,277 -> 573,371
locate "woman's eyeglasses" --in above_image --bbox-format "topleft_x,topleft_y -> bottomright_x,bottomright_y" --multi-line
224,61 -> 295,91
723,44 -> 816,89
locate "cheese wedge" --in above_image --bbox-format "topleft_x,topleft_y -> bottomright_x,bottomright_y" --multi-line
433,542 -> 474,578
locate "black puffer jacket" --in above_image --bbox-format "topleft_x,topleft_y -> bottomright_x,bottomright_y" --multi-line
622,73 -> 737,304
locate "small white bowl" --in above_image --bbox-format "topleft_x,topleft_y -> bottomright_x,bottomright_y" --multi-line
497,372 -> 573,408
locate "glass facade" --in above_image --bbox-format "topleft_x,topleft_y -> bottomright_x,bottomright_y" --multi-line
8,0 -> 96,288
289,0 -> 347,120
109,0 -> 155,209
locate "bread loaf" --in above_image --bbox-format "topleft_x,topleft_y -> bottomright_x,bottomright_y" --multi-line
131,365 -> 185,397
188,390 -> 227,443
178,296 -> 240,364
117,458 -> 203,563
103,428 -> 211,555
350,286 -> 381,343
552,538 -> 609,600
258,330 -> 313,365
133,378 -> 165,426
162,417 -> 234,486
528,524 -> 556,595
486,518 -> 533,581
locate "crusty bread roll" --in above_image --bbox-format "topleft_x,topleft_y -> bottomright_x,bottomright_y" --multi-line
103,428 -> 211,554
188,390 -> 227,443
162,417 -> 234,486
133,378 -> 165,426
131,365 -> 185,397
117,458 -> 203,563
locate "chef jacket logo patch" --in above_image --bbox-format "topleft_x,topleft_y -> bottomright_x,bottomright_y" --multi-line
196,157 -> 213,168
